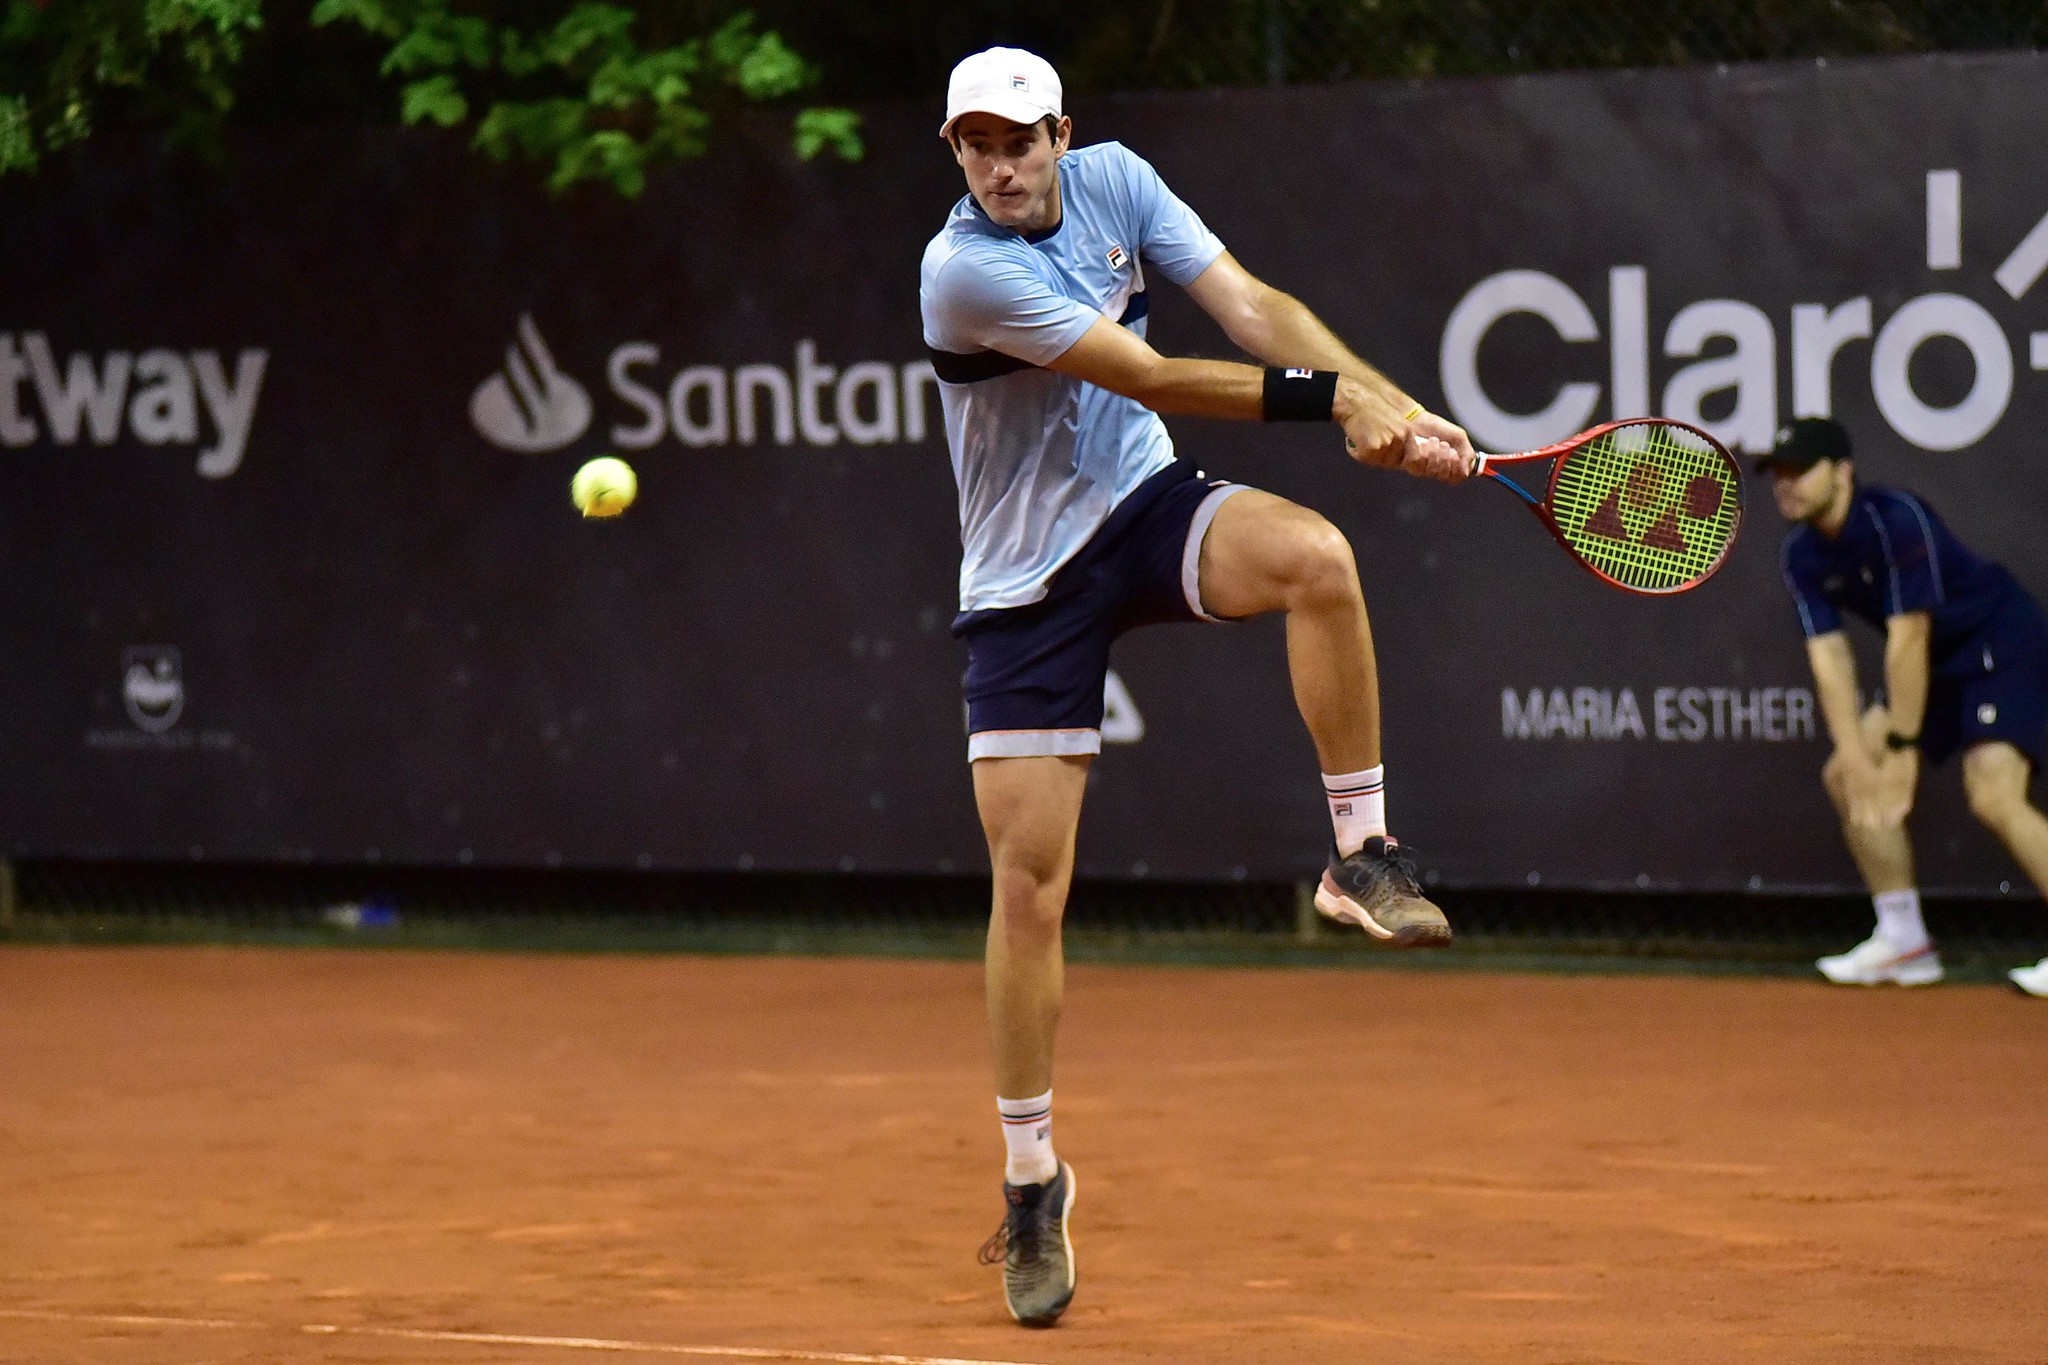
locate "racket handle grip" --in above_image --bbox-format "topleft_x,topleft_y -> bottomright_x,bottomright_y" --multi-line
1470,453 -> 1489,477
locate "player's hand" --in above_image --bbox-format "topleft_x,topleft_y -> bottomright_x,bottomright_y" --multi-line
1862,748 -> 1919,828
1336,385 -> 1409,469
1845,749 -> 1917,829
1338,391 -> 1470,484
1403,410 -> 1475,484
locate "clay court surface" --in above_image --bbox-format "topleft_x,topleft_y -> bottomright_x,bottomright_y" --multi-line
3,946 -> 2044,1364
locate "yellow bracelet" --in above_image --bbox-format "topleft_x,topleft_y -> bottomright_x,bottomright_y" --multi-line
1402,402 -> 1425,421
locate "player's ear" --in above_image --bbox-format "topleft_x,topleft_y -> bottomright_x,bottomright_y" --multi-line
1051,115 -> 1072,156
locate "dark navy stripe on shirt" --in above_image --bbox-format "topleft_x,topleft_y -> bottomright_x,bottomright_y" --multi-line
926,288 -> 1151,385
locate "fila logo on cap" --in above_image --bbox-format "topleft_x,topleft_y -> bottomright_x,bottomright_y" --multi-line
1010,73 -> 1030,90
1106,244 -> 1129,270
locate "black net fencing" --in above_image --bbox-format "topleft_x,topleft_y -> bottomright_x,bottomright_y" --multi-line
748,0 -> 2047,101
1128,0 -> 2048,87
6,858 -> 2043,982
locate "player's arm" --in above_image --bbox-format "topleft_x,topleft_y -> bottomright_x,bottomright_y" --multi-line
1043,314 -> 1467,483
1807,630 -> 1892,829
1881,612 -> 1932,745
1805,624 -> 1922,829
1863,611 -> 1932,824
1805,631 -> 1869,758
1181,250 -> 1474,466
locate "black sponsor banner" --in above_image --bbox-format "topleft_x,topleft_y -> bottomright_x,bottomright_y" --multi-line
4,53 -> 2046,892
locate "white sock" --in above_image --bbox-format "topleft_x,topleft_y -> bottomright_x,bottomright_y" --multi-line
997,1090 -> 1057,1185
1323,765 -> 1386,857
1873,888 -> 1929,949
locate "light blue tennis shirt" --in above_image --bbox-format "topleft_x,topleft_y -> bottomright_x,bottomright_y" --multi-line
919,141 -> 1227,611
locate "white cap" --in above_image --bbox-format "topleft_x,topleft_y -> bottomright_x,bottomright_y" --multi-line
940,47 -> 1063,140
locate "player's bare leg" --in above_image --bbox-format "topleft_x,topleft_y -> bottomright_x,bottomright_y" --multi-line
972,753 -> 1085,1326
1196,489 -> 1447,945
1962,742 -> 2048,890
1816,704 -> 1940,984
1196,489 -> 1378,772
1974,741 -> 2048,997
1819,705 -> 1917,894
974,754 -> 1089,1100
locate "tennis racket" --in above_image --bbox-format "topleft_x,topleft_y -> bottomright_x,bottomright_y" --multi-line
1474,418 -> 1743,595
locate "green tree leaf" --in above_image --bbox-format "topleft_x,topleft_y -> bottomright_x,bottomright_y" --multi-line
378,9 -> 490,75
0,93 -> 33,172
0,0 -> 261,173
473,96 -> 586,162
792,105 -> 862,162
309,0 -> 403,41
551,126 -> 644,196
728,30 -> 808,101
399,71 -> 465,126
531,3 -> 636,68
2,1 -> 853,194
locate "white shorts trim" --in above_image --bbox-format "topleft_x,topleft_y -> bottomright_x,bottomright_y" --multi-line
968,727 -> 1103,761
1181,481 -> 1249,622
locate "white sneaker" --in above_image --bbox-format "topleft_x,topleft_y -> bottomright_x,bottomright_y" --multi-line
2009,957 -> 2048,998
1816,934 -> 1944,986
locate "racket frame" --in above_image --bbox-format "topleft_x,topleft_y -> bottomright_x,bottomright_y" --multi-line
1473,417 -> 1744,596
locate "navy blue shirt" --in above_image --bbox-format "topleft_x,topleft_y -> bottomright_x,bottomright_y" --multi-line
1780,483 -> 2022,676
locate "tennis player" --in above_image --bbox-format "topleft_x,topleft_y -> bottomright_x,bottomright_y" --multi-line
1764,418 -> 2048,998
920,47 -> 1473,1327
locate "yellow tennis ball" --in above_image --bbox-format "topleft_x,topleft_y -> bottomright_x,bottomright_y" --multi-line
571,456 -> 637,518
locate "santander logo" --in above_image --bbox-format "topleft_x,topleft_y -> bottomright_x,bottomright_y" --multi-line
469,314 -> 592,452
469,314 -> 941,455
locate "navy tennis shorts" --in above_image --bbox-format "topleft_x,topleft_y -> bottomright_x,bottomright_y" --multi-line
1920,591 -> 2048,767
953,461 -> 1248,760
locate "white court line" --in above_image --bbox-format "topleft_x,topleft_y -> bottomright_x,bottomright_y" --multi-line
0,1310 -> 247,1330
0,1309 -> 1047,1365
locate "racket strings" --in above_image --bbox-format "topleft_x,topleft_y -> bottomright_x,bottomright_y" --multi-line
1548,425 -> 1740,592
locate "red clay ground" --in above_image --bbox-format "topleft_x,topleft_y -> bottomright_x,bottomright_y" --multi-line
1,946 -> 2043,1364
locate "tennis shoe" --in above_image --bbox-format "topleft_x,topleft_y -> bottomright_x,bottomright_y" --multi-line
1316,835 -> 1451,947
1815,933 -> 1943,986
2009,956 -> 2048,998
978,1161 -> 1076,1328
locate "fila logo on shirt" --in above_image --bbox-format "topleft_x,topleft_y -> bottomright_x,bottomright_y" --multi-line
1105,244 -> 1129,271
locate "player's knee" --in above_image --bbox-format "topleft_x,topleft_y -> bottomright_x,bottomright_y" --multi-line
1965,776 -> 2019,833
1819,753 -> 1850,805
1284,520 -> 1360,608
992,891 -> 1065,946
991,860 -> 1068,934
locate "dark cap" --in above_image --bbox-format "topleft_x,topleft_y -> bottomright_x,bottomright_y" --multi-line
1755,417 -> 1851,474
